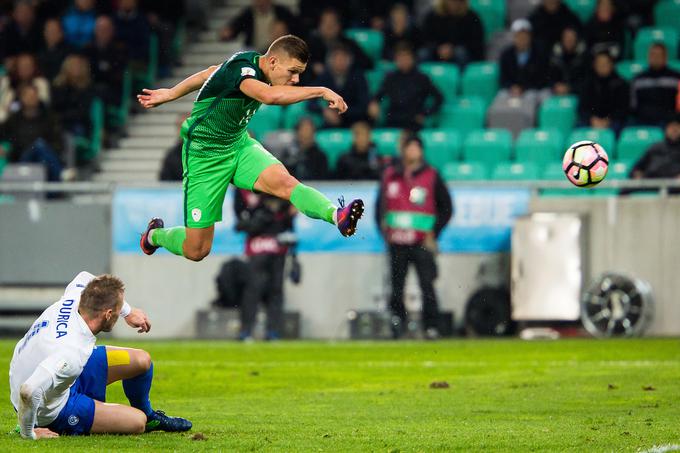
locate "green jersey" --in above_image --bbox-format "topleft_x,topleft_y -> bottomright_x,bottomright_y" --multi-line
181,51 -> 266,155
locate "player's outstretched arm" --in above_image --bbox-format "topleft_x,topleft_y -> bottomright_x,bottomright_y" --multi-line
240,79 -> 348,113
137,65 -> 219,109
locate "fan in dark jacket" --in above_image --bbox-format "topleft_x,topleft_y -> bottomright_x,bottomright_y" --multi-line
578,51 -> 629,133
38,19 -> 74,81
219,0 -> 297,53
499,19 -> 551,95
584,0 -> 626,60
335,122 -> 382,180
528,0 -> 581,53
382,3 -> 421,61
631,43 -> 680,127
421,0 -> 484,64
548,27 -> 589,95
631,115 -> 680,181
280,118 -> 329,180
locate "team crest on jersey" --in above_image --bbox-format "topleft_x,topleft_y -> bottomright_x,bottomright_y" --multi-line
192,208 -> 202,222
68,415 -> 79,426
241,67 -> 256,77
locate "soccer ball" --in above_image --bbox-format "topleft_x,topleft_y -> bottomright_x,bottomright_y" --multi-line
562,141 -> 609,187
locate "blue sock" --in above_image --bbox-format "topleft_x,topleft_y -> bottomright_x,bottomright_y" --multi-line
122,362 -> 154,416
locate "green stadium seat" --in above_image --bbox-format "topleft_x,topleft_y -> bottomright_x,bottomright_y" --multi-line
420,129 -> 462,172
435,96 -> 486,134
633,27 -> 679,62
365,68 -> 385,95
247,104 -> 283,139
461,62 -> 499,105
316,129 -> 352,170
372,128 -> 402,157
567,128 -> 616,158
563,0 -> 596,23
106,69 -> 132,131
282,102 -> 322,129
615,60 -> 646,81
654,0 -> 680,31
515,129 -> 564,164
588,160 -> 632,196
469,0 -> 506,38
419,62 -> 459,103
617,127 -> 664,162
538,95 -> 578,137
442,161 -> 489,181
73,98 -> 104,162
462,128 -> 513,165
491,161 -> 540,180
345,28 -> 384,61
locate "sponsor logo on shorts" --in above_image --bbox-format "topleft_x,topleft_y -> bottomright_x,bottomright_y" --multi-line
68,415 -> 79,426
192,208 -> 202,222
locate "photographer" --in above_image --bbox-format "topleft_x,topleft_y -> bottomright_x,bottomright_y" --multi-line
234,189 -> 297,341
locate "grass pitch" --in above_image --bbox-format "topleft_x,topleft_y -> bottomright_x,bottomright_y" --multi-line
1,338 -> 679,452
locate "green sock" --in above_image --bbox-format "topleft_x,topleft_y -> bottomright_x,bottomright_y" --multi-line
289,184 -> 336,224
150,227 -> 186,256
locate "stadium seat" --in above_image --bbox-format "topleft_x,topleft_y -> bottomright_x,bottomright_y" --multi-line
615,60 -> 646,81
491,161 -> 540,180
654,0 -> 680,31
514,129 -> 564,164
419,62 -> 460,103
462,128 -> 513,165
282,102 -> 322,129
567,128 -> 616,159
617,127 -> 664,162
588,160 -> 632,196
345,28 -> 384,61
487,90 -> 538,138
461,62 -> 499,105
316,129 -> 352,170
539,163 -> 589,197
365,68 -> 386,95
469,0 -> 506,38
562,0 -> 596,23
420,129 -> 462,172
633,27 -> 679,62
248,104 -> 283,140
435,96 -> 486,134
538,95 -> 578,138
372,128 -> 402,157
441,161 -> 488,181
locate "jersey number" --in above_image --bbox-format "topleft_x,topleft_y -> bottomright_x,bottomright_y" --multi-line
239,108 -> 257,126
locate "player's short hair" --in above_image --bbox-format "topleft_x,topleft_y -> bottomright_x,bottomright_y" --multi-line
80,275 -> 125,314
268,34 -> 309,64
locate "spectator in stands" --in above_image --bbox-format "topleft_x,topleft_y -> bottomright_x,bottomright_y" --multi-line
631,43 -> 680,127
114,0 -> 151,68
219,0 -> 297,54
421,0 -> 485,65
309,44 -> 369,128
578,50 -> 629,133
52,55 -> 95,137
630,114 -> 680,181
159,114 -> 188,182
584,0 -> 625,60
499,19 -> 551,96
0,83 -> 64,181
368,42 -> 443,130
0,53 -> 50,123
38,18 -> 74,82
280,118 -> 329,180
375,134 -> 453,340
142,0 -> 185,78
382,3 -> 421,61
269,19 -> 290,45
549,27 -> 588,95
335,121 -> 381,180
62,0 -> 97,49
305,8 -> 373,82
1,1 -> 41,60
528,0 -> 581,53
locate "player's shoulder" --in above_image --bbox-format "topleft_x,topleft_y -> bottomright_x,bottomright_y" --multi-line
223,51 -> 262,77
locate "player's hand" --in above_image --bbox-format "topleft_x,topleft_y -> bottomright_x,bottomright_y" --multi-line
137,88 -> 174,109
322,89 -> 348,114
125,308 -> 151,333
33,428 -> 59,439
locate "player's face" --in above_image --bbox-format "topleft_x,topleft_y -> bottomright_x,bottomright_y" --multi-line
100,296 -> 124,332
270,55 -> 306,86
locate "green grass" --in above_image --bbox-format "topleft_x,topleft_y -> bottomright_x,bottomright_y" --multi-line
2,338 -> 680,452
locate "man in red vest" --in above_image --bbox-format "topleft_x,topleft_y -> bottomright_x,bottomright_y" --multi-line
376,134 -> 453,339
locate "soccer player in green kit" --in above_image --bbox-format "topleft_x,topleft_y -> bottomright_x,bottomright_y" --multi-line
137,35 -> 364,261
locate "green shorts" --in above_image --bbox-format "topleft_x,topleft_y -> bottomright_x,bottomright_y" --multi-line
182,134 -> 280,228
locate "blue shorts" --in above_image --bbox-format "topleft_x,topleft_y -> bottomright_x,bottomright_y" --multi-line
47,345 -> 108,435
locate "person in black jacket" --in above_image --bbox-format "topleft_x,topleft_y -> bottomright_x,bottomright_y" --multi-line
38,18 -> 74,82
335,121 -> 381,180
584,0 -> 626,60
368,42 -> 443,130
548,27 -> 588,95
51,54 -> 95,137
578,50 -> 629,133
631,43 -> 680,127
630,114 -> 680,181
308,43 -> 369,128
421,0 -> 485,64
528,0 -> 581,54
0,1 -> 42,60
280,118 -> 329,180
375,134 -> 453,340
219,0 -> 297,54
382,3 -> 421,61
499,19 -> 551,96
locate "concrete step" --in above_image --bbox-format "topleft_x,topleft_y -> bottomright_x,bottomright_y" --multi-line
105,149 -> 168,160
128,124 -> 178,137
120,136 -> 177,149
100,159 -> 161,173
184,52 -> 235,66
173,65 -> 212,76
93,171 -> 158,183
0,286 -> 64,308
189,42 -> 239,54
141,101 -> 194,115
134,112 -> 184,126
